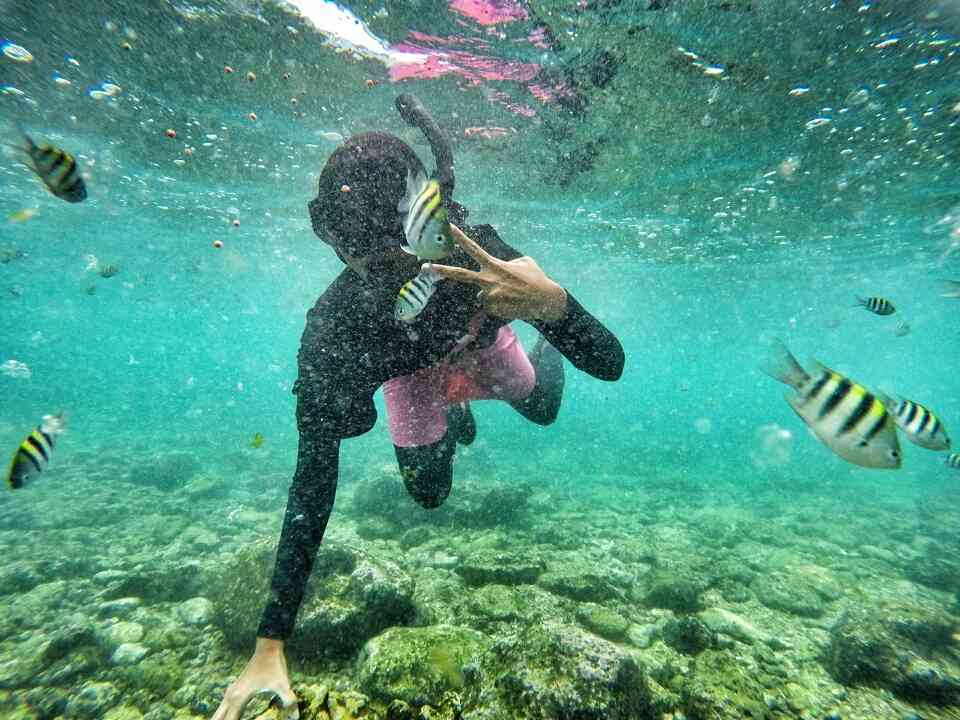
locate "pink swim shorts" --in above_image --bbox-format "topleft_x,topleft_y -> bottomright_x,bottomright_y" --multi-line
383,326 -> 535,447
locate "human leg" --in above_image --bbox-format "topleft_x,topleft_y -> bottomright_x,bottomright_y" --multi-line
508,334 -> 565,426
393,435 -> 456,509
383,368 -> 468,509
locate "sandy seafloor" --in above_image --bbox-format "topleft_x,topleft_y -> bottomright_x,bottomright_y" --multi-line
2,436 -> 960,720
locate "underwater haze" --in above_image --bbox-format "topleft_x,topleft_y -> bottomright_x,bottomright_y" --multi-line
2,0 -> 960,718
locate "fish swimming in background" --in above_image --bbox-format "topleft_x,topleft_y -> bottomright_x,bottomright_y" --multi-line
6,131 -> 87,203
397,169 -> 454,261
7,208 -> 37,223
857,296 -> 895,315
945,453 -> 960,469
893,320 -> 911,337
6,413 -> 67,489
879,394 -> 951,451
762,339 -> 901,469
250,432 -> 264,449
942,280 -> 960,299
395,268 -> 442,323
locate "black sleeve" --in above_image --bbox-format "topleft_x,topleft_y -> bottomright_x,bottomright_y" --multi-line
533,292 -> 624,381
257,432 -> 339,640
469,224 -> 624,382
257,281 -> 381,640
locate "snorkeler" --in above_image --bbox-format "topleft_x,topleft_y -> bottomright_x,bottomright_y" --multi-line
210,94 -> 624,720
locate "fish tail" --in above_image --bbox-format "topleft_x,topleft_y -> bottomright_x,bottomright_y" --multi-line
760,338 -> 809,389
41,410 -> 67,436
1,127 -> 30,155
875,390 -> 897,413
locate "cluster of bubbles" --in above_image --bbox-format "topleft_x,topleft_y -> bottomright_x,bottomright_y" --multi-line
749,423 -> 794,469
0,359 -> 31,380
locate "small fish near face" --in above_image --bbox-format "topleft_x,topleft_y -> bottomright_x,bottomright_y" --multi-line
945,453 -> 960,470
880,395 -> 951,451
6,413 -> 67,489
761,339 -> 901,469
397,169 -> 454,261
8,132 -> 87,203
857,296 -> 895,315
395,268 -> 441,323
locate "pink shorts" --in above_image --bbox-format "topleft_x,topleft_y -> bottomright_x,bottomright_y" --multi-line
383,326 -> 535,447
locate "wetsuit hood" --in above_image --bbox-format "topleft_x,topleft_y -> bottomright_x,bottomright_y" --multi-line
308,132 -> 425,259
309,94 -> 466,264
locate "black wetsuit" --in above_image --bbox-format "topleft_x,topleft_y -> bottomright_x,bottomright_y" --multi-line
257,224 -> 624,640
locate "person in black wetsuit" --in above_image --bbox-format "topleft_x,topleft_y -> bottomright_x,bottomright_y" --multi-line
211,96 -> 624,720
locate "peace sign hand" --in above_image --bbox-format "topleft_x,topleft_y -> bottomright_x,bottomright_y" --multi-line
424,224 -> 568,323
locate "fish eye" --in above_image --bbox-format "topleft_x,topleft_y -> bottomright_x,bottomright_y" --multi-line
890,450 -> 900,458
436,235 -> 444,243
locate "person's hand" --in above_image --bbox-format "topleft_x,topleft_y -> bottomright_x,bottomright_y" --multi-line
426,224 -> 568,323
211,638 -> 299,720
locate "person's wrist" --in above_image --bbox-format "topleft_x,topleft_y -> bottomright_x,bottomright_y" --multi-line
538,283 -> 567,323
255,637 -> 285,655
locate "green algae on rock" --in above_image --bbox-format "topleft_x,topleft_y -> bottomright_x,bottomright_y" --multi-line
662,616 -> 716,655
679,650 -> 768,720
357,625 -> 490,705
643,573 -> 708,614
577,603 -> 631,641
461,621 -> 671,719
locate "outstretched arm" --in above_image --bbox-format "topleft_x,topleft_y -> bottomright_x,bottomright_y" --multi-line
427,224 -> 624,381
257,433 -> 340,639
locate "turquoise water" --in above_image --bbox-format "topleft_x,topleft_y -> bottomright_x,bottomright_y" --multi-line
2,1 -> 960,718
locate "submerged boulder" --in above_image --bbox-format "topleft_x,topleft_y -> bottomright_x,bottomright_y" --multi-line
213,540 -> 415,660
679,650 -> 768,720
356,625 -> 490,705
457,550 -> 546,586
751,565 -> 841,618
461,621 -> 668,719
823,602 -> 960,705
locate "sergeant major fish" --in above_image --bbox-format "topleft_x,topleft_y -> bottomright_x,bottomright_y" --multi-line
6,131 -> 87,203
857,296 -> 895,315
762,340 -> 901,469
945,453 -> 960,470
6,413 -> 67,489
879,394 -> 951,451
397,169 -> 454,261
395,268 -> 441,323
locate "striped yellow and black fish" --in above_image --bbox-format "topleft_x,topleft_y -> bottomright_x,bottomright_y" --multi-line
6,413 -> 67,489
880,394 -> 951,451
945,453 -> 960,469
11,132 -> 87,203
762,340 -> 901,469
857,296 -> 895,315
397,168 -> 454,261
395,268 -> 441,323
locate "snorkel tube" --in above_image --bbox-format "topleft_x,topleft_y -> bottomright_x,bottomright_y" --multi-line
395,93 -> 466,226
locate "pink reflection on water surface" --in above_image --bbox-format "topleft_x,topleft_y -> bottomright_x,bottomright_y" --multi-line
449,0 -> 528,25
